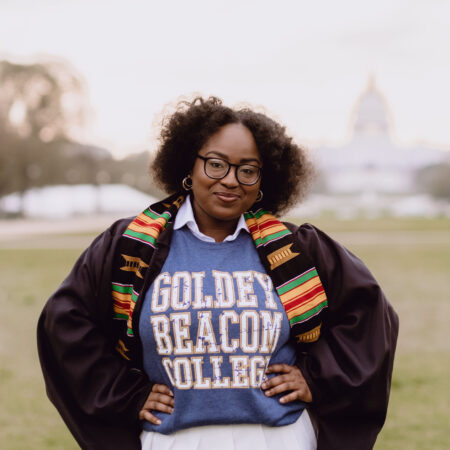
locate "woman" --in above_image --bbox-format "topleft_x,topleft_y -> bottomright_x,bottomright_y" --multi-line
38,97 -> 398,450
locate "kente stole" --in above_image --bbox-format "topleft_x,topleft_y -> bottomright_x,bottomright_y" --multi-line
111,193 -> 328,363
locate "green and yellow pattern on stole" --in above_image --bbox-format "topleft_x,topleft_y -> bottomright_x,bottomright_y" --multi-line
111,194 -> 328,361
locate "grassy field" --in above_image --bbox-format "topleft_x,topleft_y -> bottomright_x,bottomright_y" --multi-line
0,217 -> 449,449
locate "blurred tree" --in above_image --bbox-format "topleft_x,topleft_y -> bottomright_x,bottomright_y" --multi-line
0,59 -> 89,210
0,59 -> 86,140
110,151 -> 164,199
0,59 -> 164,216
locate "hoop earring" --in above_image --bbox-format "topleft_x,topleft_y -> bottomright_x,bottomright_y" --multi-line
256,190 -> 263,202
182,175 -> 193,191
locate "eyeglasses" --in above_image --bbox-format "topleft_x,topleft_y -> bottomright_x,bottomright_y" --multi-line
196,155 -> 262,186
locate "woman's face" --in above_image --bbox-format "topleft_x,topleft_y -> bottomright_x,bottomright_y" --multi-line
190,123 -> 262,233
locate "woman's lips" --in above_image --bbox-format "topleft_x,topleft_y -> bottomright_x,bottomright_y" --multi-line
214,192 -> 240,203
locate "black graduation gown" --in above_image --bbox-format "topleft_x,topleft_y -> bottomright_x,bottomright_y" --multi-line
37,219 -> 398,450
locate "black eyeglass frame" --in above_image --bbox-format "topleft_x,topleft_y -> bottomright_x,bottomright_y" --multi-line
196,155 -> 262,186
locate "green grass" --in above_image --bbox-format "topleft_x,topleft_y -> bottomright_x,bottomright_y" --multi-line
286,216 -> 450,232
0,248 -> 81,449
0,219 -> 449,449
378,352 -> 450,449
346,242 -> 450,449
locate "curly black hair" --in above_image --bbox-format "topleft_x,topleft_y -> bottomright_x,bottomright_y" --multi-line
151,96 -> 314,216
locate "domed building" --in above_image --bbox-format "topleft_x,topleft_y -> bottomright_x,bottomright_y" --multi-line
315,77 -> 445,195
295,78 -> 450,218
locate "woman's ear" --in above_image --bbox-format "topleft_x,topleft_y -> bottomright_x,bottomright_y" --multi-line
182,175 -> 193,191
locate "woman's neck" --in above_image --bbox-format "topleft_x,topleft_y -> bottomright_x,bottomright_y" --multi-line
197,220 -> 239,242
191,202 -> 239,242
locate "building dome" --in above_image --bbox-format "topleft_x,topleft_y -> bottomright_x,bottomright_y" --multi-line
352,77 -> 391,135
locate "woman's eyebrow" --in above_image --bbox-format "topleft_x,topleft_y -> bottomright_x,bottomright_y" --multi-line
204,150 -> 261,164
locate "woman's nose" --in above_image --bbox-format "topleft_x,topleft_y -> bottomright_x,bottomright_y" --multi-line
220,167 -> 239,187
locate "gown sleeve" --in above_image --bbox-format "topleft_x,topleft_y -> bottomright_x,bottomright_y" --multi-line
37,219 -> 152,450
293,224 -> 399,450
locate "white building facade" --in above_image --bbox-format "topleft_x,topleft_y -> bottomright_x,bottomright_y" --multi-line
293,78 -> 450,218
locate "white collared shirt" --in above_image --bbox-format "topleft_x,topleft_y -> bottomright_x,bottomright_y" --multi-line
173,195 -> 249,243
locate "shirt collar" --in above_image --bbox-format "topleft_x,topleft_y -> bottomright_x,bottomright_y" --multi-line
173,195 -> 249,243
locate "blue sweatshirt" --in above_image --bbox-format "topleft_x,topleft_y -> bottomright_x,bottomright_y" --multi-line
139,228 -> 305,434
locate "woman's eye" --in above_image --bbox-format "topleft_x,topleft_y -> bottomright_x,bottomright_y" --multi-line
210,160 -> 226,169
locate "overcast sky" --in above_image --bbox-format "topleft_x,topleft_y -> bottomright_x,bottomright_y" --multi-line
1,0 -> 449,157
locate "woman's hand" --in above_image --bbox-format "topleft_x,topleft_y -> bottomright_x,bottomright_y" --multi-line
261,363 -> 312,404
139,384 -> 174,425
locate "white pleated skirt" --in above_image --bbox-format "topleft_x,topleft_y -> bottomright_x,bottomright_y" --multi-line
140,410 -> 317,450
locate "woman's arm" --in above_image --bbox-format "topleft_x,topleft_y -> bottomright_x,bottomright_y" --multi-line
37,220 -> 153,449
292,224 -> 399,450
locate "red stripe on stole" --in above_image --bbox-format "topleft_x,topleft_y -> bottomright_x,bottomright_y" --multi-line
257,219 -> 280,230
284,285 -> 325,312
247,218 -> 279,233
282,275 -> 320,302
289,281 -> 324,302
134,217 -> 164,232
113,299 -> 131,309
248,224 -> 282,240
247,223 -> 260,233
